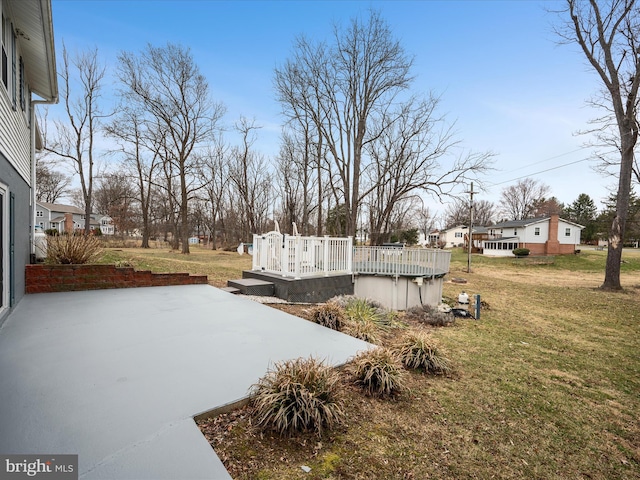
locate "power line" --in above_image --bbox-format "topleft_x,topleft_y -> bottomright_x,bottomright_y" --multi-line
486,143 -> 624,188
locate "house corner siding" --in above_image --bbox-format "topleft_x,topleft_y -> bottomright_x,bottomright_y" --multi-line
0,153 -> 31,316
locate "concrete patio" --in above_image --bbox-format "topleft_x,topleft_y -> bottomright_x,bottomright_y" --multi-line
0,284 -> 371,479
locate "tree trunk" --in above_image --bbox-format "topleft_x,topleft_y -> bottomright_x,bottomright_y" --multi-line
601,129 -> 635,290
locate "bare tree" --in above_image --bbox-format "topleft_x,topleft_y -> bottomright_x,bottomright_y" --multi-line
499,178 -> 551,220
275,129 -> 327,234
275,11 -> 413,237
556,0 -> 640,290
275,49 -> 329,236
104,107 -> 160,248
35,160 -> 71,203
415,205 -> 436,244
363,96 -> 492,244
228,117 -> 273,240
43,45 -> 106,233
532,196 -> 565,217
94,173 -> 136,234
197,137 -> 230,249
444,198 -> 496,228
117,43 -> 225,253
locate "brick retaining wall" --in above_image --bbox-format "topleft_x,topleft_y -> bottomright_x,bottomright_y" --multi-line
26,264 -> 208,294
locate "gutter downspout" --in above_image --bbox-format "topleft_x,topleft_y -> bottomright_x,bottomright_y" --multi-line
30,94 -> 58,261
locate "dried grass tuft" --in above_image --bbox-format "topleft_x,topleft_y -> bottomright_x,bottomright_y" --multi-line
350,347 -> 406,397
46,234 -> 103,264
250,357 -> 345,436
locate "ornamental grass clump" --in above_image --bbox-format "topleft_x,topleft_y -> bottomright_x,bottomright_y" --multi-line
250,357 -> 345,436
395,331 -> 451,375
342,318 -> 380,344
343,297 -> 388,328
46,233 -> 103,264
311,303 -> 346,331
350,347 -> 406,397
405,304 -> 455,327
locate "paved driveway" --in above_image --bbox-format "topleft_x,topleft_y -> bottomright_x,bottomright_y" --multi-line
0,285 -> 370,479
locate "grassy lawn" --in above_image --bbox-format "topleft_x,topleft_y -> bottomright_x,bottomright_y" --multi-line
99,245 -> 640,479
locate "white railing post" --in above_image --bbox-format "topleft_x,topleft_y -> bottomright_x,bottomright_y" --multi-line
294,235 -> 303,279
281,234 -> 289,277
252,234 -> 260,270
323,236 -> 330,276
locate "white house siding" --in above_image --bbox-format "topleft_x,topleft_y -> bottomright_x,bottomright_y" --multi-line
557,220 -> 581,245
0,46 -> 32,184
440,226 -> 467,248
521,222 -> 549,243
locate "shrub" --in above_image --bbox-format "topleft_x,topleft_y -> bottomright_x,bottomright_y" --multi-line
250,357 -> 344,436
405,304 -> 455,327
350,348 -> 406,397
44,228 -> 59,236
311,303 -> 346,331
342,318 -> 379,344
513,248 -> 530,257
46,233 -> 103,264
394,331 -> 451,375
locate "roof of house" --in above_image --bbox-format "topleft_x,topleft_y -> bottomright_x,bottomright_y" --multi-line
491,216 -> 584,229
10,0 -> 57,101
38,201 -> 84,215
440,225 -> 468,232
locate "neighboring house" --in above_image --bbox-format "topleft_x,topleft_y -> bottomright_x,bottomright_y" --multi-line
466,226 -> 489,252
482,215 -> 583,257
36,201 -> 115,235
0,0 -> 57,321
438,225 -> 468,248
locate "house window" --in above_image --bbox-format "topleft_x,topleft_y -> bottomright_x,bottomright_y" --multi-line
534,227 -> 540,236
514,229 -> 518,235
565,228 -> 571,237
0,15 -> 9,88
36,210 -> 43,217
455,232 -> 462,238
1,14 -> 8,89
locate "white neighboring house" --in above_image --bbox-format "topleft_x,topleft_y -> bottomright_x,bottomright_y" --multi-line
36,201 -> 115,235
483,215 -> 583,257
438,225 -> 468,248
0,0 -> 57,320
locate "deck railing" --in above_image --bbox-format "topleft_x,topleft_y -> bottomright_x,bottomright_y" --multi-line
252,233 -> 451,279
252,232 -> 353,279
352,246 -> 451,278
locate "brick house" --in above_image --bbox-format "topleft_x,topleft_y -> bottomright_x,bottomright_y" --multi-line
482,214 -> 583,256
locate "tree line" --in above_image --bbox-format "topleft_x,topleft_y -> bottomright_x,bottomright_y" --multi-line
36,11 -> 492,253
36,4 -> 640,291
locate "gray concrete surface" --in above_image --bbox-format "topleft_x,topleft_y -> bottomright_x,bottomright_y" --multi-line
0,285 -> 371,479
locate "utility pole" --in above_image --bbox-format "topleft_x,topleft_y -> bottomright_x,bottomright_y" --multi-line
467,182 -> 475,274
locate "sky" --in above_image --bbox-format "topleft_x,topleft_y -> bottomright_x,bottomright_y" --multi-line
48,0 -> 615,221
